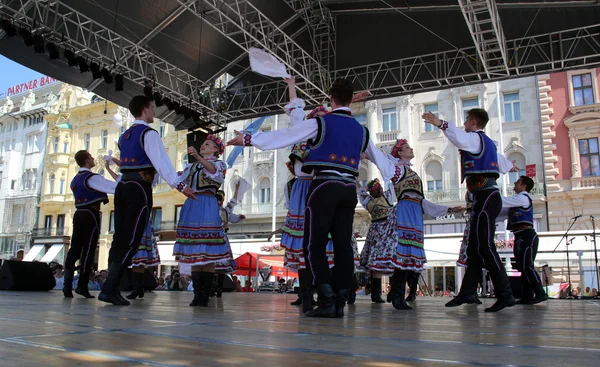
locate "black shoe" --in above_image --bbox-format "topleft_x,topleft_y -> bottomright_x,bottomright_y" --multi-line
63,287 -> 74,298
63,269 -> 74,298
301,290 -> 314,313
75,287 -> 95,299
445,294 -> 477,307
531,293 -> 549,304
370,278 -> 386,303
335,289 -> 350,318
484,297 -> 516,312
190,272 -> 203,306
515,297 -> 534,305
198,272 -> 213,307
216,289 -> 223,298
405,294 -> 416,302
305,284 -> 337,318
386,292 -> 393,303
347,291 -> 356,305
392,295 -> 412,310
372,293 -> 386,303
98,291 -> 129,305
99,263 -> 129,305
290,295 -> 302,305
474,295 -> 482,304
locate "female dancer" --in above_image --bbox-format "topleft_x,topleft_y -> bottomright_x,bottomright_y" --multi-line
105,158 -> 160,300
173,135 -> 228,307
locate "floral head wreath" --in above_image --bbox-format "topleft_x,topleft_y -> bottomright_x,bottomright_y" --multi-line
390,138 -> 408,159
366,178 -> 382,196
215,190 -> 225,202
307,105 -> 328,119
206,134 -> 225,155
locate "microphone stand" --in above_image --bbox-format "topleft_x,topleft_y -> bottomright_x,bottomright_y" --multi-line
591,215 -> 599,299
553,216 -> 580,297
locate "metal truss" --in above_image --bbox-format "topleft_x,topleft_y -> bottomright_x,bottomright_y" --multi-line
0,0 -> 227,120
177,0 -> 329,104
458,0 -> 509,77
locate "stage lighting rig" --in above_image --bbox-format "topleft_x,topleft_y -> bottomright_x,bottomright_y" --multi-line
46,42 -> 59,60
115,74 -> 124,91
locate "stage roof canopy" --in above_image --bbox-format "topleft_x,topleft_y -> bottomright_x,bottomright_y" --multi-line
2,0 -> 600,130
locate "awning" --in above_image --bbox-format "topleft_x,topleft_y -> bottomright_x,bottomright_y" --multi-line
157,242 -> 178,266
23,244 -> 44,262
233,252 -> 297,279
40,244 -> 64,263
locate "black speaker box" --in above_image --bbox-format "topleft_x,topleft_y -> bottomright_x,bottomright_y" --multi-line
186,130 -> 208,163
0,261 -> 56,291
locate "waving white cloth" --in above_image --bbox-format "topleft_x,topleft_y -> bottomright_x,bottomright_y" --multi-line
103,150 -> 115,165
231,177 -> 251,202
249,48 -> 291,78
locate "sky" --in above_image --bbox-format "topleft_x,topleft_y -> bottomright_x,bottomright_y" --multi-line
0,55 -> 45,98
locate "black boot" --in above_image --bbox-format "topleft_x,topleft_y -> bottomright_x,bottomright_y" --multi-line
216,274 -> 225,298
391,270 -> 412,310
347,290 -> 356,305
75,272 -> 95,299
189,272 -> 203,306
531,284 -> 549,304
199,272 -> 213,307
98,263 -> 130,306
305,284 -> 337,318
63,268 -> 74,298
406,271 -> 418,301
290,294 -> 303,305
445,293 -> 477,307
299,269 -> 314,313
386,275 -> 394,303
335,289 -> 350,318
370,277 -> 386,303
126,271 -> 145,300
484,296 -> 516,312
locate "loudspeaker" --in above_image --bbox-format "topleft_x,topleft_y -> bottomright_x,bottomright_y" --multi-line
0,261 -> 56,291
186,130 -> 208,164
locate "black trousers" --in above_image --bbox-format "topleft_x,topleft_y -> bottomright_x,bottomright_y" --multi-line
458,187 -> 512,300
108,178 -> 152,266
514,229 -> 542,297
65,207 -> 101,277
303,179 -> 357,289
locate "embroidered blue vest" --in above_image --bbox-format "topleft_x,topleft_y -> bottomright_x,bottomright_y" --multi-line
460,131 -> 499,182
118,124 -> 155,171
70,171 -> 109,208
507,193 -> 534,230
302,111 -> 369,176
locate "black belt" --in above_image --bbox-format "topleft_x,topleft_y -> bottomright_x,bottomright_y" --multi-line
511,224 -> 534,231
121,170 -> 156,183
314,174 -> 355,183
76,203 -> 101,211
465,176 -> 498,193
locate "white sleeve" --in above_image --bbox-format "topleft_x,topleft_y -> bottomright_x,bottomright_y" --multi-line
441,121 -> 482,154
365,140 -> 398,182
144,129 -> 185,189
497,207 -> 510,223
421,199 -> 449,217
203,160 -> 226,184
357,187 -> 372,209
501,194 -> 530,209
86,175 -> 118,194
497,153 -> 514,174
250,119 -> 318,150
228,211 -> 244,224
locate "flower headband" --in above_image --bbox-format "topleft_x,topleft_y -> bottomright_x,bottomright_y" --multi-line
206,134 -> 225,155
366,178 -> 382,196
390,138 -> 408,159
307,105 -> 328,119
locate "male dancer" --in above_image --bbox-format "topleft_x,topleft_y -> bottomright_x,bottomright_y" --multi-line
498,176 -> 548,305
64,150 -> 117,298
99,95 -> 195,305
423,108 -> 515,312
228,79 -> 387,317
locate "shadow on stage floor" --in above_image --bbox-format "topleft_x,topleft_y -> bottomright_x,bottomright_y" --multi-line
0,291 -> 598,367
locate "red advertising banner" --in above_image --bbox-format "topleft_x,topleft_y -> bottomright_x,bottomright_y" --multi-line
526,164 -> 536,178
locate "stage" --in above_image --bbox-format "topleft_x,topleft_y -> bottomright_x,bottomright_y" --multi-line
0,291 -> 598,366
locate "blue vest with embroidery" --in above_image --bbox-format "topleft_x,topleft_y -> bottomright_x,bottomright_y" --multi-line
460,131 -> 499,182
302,112 -> 368,176
70,171 -> 109,208
118,124 -> 155,171
507,194 -> 534,230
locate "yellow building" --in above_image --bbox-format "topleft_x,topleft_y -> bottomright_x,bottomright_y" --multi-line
33,95 -> 191,271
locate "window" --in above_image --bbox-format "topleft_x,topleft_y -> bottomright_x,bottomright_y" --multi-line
57,215 -> 65,235
572,73 -> 594,106
462,98 -> 479,122
507,152 -> 527,183
101,130 -> 108,149
59,178 -> 65,194
63,141 -> 68,153
44,215 -> 52,234
26,135 -> 39,153
181,155 -> 189,170
109,211 -> 115,233
354,114 -> 367,126
503,92 -> 521,122
0,142 -> 3,156
259,178 -> 271,203
579,138 -> 600,177
424,103 -> 439,132
159,122 -> 166,137
53,137 -> 59,153
174,205 -> 183,224
10,180 -> 16,190
0,171 -> 2,190
24,171 -> 32,190
425,161 -> 443,191
382,107 -> 398,132
151,207 -> 162,230
49,174 -> 55,194
84,133 -> 90,151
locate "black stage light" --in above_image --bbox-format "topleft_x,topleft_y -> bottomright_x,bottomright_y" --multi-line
172,101 -> 181,112
175,104 -> 188,116
190,110 -> 200,122
1,19 -> 17,38
163,97 -> 173,110
64,49 -> 77,66
143,86 -> 153,98
153,92 -> 163,107
18,28 -> 34,46
90,62 -> 101,79
46,42 -> 59,60
101,68 -> 113,84
33,34 -> 44,53
115,74 -> 124,91
77,56 -> 89,72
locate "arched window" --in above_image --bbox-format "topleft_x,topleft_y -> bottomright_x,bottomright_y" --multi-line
507,152 -> 526,184
259,177 -> 271,203
59,178 -> 65,194
425,161 -> 443,191
49,174 -> 55,194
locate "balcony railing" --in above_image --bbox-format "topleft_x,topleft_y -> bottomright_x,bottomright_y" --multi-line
6,188 -> 39,198
424,188 -> 468,203
254,151 -> 273,162
236,203 -> 287,215
31,227 -> 69,237
376,131 -> 401,144
572,176 -> 600,189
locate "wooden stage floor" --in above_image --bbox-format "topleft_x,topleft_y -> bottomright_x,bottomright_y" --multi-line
0,291 -> 598,367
